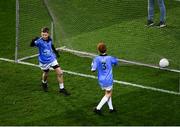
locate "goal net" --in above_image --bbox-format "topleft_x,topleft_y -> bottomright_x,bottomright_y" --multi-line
15,0 -> 57,61
43,0 -> 180,72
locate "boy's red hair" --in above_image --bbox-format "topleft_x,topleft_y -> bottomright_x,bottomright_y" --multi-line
97,42 -> 107,54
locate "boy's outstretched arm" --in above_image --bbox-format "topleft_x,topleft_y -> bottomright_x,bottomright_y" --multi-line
91,61 -> 97,72
52,44 -> 60,58
30,37 -> 39,47
112,57 -> 119,66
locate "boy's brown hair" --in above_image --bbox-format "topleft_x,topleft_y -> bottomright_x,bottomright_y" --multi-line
41,27 -> 49,33
97,41 -> 107,54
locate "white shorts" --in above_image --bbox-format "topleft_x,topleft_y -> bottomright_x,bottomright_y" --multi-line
39,60 -> 59,71
101,85 -> 113,91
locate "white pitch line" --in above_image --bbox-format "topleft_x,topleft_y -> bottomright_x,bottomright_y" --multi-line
1,57 -> 180,96
18,54 -> 39,61
0,58 -> 16,63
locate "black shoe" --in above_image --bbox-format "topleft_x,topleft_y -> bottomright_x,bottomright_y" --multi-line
93,108 -> 102,115
109,109 -> 117,113
41,82 -> 48,92
146,20 -> 154,27
59,88 -> 70,96
156,21 -> 166,28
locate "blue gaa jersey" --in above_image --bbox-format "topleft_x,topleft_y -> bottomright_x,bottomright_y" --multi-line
34,37 -> 56,64
91,54 -> 118,87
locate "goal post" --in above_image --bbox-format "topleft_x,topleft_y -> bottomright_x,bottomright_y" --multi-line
15,0 -> 19,62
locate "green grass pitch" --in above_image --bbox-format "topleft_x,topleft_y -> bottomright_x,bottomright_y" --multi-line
0,0 -> 180,125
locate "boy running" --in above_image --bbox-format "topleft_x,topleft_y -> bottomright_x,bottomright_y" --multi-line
91,42 -> 118,115
30,27 -> 70,96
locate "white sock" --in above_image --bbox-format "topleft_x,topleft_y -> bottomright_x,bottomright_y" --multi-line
59,83 -> 64,89
42,80 -> 47,83
107,97 -> 113,110
96,96 -> 109,110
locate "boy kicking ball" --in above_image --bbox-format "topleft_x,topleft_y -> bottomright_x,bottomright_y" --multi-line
91,42 -> 118,115
30,27 -> 70,96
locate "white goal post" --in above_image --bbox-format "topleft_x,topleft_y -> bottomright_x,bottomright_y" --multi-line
15,0 -> 19,62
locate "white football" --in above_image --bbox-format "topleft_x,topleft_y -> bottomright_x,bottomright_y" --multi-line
159,58 -> 169,68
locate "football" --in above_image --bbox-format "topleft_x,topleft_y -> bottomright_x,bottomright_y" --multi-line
159,58 -> 169,68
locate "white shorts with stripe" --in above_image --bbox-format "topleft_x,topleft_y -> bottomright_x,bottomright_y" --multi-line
101,85 -> 113,91
39,60 -> 59,71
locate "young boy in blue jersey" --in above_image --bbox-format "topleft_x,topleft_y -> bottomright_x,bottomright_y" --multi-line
30,27 -> 70,96
91,42 -> 118,114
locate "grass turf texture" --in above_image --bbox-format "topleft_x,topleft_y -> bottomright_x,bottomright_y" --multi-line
1,0 -> 180,125
1,53 -> 180,125
0,0 -> 15,59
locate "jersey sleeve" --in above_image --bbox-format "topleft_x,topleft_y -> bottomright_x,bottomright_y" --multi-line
91,58 -> 97,71
34,38 -> 40,47
111,56 -> 118,66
